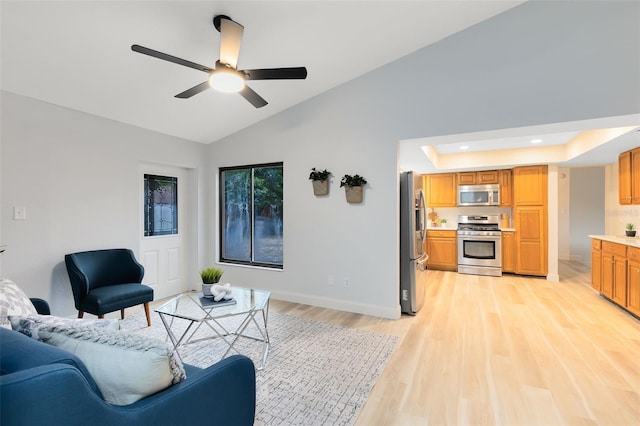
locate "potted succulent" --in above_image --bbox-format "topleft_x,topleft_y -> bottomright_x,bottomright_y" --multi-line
625,223 -> 636,237
200,267 -> 224,297
440,218 -> 448,228
309,168 -> 331,196
340,174 -> 368,203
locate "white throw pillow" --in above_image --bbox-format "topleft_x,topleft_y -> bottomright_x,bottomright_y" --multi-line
17,323 -> 186,405
0,278 -> 37,325
9,314 -> 120,340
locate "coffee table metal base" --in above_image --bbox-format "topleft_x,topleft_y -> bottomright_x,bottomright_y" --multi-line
155,290 -> 270,370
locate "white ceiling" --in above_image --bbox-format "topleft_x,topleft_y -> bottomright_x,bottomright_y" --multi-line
399,116 -> 640,174
0,0 -> 524,144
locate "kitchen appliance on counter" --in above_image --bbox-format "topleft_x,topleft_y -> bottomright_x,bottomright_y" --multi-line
457,214 -> 502,277
457,184 -> 500,207
400,171 -> 428,315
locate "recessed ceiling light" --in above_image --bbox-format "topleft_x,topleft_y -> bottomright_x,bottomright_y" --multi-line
460,145 -> 469,150
531,139 -> 543,144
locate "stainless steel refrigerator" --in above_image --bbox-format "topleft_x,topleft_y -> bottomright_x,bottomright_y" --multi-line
400,171 -> 428,315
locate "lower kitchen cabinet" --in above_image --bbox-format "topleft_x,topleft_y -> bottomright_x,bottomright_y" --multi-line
426,230 -> 457,271
602,241 -> 627,306
591,238 -> 640,317
514,206 -> 547,276
627,247 -> 640,316
501,231 -> 515,273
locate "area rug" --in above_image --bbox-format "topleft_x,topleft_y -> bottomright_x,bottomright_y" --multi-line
120,309 -> 398,426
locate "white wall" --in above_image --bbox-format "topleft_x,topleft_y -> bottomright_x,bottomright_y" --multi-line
1,92 -> 209,316
570,167 -> 606,266
558,168 -> 571,261
208,1 -> 640,318
2,1 -> 638,319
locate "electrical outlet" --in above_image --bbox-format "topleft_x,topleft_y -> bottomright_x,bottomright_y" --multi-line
344,277 -> 351,288
13,206 -> 26,220
328,275 -> 335,286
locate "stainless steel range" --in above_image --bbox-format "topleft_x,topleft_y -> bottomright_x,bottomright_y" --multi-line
457,214 -> 502,277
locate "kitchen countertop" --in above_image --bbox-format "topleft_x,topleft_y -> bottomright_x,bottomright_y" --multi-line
589,234 -> 640,248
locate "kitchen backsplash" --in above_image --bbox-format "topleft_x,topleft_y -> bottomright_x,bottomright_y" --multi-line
427,206 -> 513,228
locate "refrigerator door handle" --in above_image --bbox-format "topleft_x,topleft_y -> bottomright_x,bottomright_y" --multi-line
417,189 -> 426,242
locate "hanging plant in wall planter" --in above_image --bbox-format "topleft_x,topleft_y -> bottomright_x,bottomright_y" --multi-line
309,168 -> 331,196
340,174 -> 368,204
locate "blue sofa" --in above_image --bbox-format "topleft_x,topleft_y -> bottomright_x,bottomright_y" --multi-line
0,327 -> 256,425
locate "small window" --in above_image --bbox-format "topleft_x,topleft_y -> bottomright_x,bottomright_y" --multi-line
144,174 -> 178,236
220,163 -> 283,268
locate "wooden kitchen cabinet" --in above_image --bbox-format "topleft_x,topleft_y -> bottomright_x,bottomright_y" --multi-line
591,239 -> 602,292
457,170 -> 498,185
591,238 -> 640,317
514,206 -> 547,276
619,146 -> 640,205
501,231 -> 516,273
499,169 -> 513,207
426,230 -> 457,271
513,165 -> 547,206
424,173 -> 457,207
633,148 -> 640,204
601,241 -> 627,305
627,246 -> 640,316
619,150 -> 632,204
512,165 -> 548,277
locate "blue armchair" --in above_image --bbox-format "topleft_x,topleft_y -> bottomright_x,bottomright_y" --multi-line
65,249 -> 154,326
0,327 -> 256,426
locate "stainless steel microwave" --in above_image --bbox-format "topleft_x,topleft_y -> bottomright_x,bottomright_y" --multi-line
457,184 -> 500,206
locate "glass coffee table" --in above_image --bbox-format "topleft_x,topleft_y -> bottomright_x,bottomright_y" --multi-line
154,286 -> 271,370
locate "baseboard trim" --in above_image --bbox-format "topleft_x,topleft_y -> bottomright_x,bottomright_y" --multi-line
547,273 -> 560,282
269,290 -> 400,320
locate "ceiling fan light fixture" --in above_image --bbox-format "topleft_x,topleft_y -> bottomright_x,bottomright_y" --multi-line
209,69 -> 245,93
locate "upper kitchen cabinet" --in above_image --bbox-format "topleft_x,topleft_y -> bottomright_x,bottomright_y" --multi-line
424,173 -> 457,207
499,169 -> 513,207
619,146 -> 640,205
457,170 -> 499,185
513,165 -> 548,206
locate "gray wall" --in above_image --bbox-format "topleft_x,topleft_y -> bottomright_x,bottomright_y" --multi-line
2,1 -> 639,318
1,92 -> 209,316
570,167 -> 605,267
208,1 -> 640,317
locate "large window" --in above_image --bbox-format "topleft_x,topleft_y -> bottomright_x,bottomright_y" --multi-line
220,163 -> 283,268
144,174 -> 178,236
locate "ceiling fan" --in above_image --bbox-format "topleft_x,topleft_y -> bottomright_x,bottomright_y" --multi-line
131,15 -> 307,108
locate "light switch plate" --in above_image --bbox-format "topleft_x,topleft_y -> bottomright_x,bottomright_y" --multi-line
14,206 -> 26,220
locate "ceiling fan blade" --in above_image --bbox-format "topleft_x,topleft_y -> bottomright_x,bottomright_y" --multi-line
175,81 -> 210,99
244,67 -> 308,80
239,85 -> 268,108
218,17 -> 244,69
131,44 -> 213,73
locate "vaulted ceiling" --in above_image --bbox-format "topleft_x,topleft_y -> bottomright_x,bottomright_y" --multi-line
1,1 -> 523,144
2,1 -> 637,170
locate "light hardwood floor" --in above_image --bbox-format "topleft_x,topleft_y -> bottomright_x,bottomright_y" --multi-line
270,262 -> 640,426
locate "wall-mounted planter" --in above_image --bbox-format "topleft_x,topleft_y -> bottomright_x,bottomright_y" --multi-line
309,168 -> 331,197
312,179 -> 329,196
344,186 -> 363,203
340,174 -> 367,204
